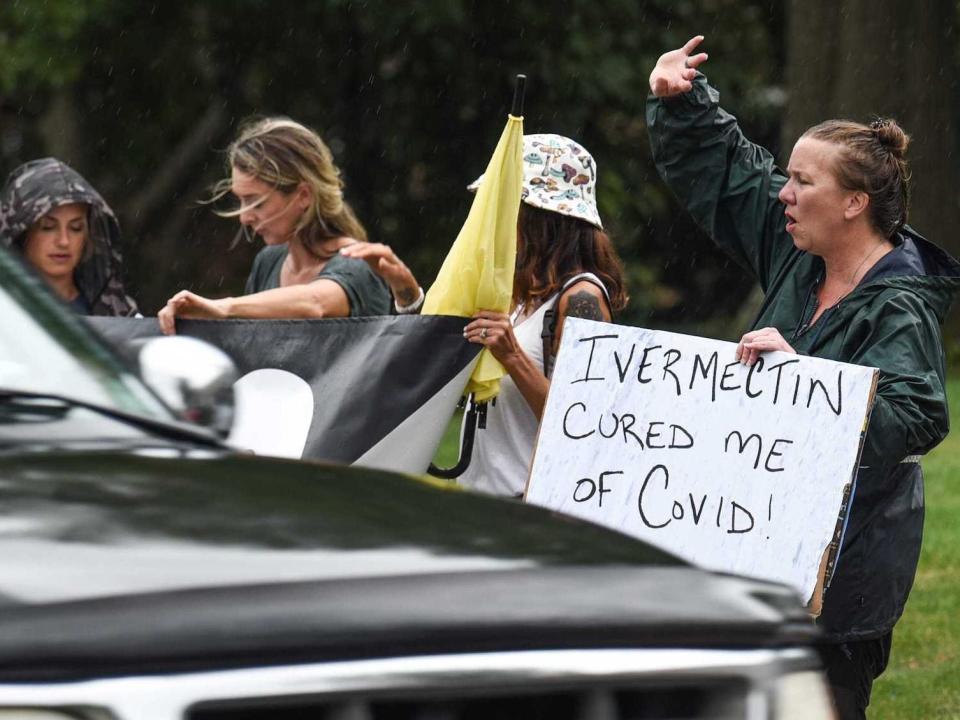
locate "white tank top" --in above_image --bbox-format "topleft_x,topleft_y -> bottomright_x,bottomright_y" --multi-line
458,273 -> 608,496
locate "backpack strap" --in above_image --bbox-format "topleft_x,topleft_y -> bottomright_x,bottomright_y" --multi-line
540,273 -> 611,377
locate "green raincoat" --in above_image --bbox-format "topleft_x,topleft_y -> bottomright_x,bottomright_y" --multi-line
647,76 -> 960,641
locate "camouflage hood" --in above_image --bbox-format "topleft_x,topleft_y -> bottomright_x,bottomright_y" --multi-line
0,158 -> 138,316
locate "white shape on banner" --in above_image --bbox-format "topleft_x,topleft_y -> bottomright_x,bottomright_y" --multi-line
526,318 -> 878,604
355,356 -> 480,473
227,369 -> 313,459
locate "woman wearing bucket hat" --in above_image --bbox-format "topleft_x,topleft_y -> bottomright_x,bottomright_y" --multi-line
456,134 -> 628,496
351,135 -> 628,495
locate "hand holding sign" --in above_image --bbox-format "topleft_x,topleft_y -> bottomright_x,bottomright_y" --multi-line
735,327 -> 797,366
526,319 -> 878,606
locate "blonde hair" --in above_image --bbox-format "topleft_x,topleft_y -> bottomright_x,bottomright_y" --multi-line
212,117 -> 367,254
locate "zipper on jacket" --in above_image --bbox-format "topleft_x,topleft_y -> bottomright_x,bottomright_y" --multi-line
790,279 -> 820,343
791,272 -> 847,348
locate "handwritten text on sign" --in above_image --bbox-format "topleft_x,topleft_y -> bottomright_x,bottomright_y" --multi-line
526,319 -> 877,601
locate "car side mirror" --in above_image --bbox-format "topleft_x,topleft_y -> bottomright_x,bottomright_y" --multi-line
137,336 -> 238,437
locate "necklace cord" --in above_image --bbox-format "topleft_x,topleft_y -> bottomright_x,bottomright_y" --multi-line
820,240 -> 890,308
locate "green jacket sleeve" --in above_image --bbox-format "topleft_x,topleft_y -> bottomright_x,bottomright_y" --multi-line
646,76 -> 796,291
843,291 -> 949,468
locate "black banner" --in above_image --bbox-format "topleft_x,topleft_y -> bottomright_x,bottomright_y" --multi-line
87,316 -> 479,473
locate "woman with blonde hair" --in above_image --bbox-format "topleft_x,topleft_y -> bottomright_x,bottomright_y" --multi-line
159,117 -> 419,333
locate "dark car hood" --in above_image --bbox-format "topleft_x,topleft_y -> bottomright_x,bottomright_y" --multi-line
0,452 -> 815,680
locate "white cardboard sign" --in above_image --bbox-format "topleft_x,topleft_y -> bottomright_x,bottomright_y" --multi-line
526,319 -> 878,603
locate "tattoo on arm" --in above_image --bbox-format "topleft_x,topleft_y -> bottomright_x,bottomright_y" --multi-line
564,290 -> 605,321
396,287 -> 416,305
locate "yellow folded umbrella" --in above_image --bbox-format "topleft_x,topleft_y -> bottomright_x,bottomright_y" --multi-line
422,112 -> 524,402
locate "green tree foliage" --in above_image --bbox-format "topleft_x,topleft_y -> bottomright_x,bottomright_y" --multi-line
0,0 -> 115,91
0,0 -> 784,330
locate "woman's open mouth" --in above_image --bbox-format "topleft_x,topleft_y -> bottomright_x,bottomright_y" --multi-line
784,211 -> 797,233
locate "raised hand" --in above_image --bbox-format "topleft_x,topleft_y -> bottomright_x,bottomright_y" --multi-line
649,35 -> 709,98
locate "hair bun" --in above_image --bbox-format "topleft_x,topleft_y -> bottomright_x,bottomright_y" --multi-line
870,118 -> 910,158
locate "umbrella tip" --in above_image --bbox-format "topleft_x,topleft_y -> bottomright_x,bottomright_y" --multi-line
511,74 -> 526,117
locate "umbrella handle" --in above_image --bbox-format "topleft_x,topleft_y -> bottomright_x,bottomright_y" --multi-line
511,74 -> 526,117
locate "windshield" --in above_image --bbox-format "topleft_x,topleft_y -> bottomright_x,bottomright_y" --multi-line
0,250 -> 172,422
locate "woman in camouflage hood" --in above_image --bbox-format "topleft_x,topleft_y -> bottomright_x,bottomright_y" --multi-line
0,157 -> 138,316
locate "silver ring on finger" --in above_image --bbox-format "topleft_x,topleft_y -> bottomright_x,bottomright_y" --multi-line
684,58 -> 690,68
480,328 -> 488,339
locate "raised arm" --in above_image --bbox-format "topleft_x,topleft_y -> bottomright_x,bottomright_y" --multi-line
646,36 -> 794,289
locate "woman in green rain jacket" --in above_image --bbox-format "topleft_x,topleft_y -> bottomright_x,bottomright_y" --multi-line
647,37 -> 960,719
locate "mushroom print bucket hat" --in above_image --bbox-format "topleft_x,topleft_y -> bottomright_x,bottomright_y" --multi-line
468,133 -> 602,229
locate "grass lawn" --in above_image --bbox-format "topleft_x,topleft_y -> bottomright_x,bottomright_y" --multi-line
870,377 -> 960,719
433,381 -> 960,718
432,409 -> 464,471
